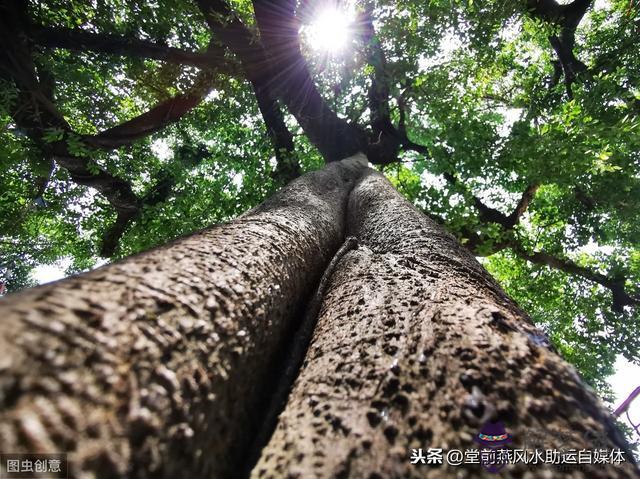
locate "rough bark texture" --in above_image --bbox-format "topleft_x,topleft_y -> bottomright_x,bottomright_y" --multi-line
1,158 -> 636,478
252,170 -> 637,478
0,156 -> 367,478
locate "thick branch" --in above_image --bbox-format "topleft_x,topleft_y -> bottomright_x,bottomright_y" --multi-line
560,0 -> 592,30
86,76 -> 214,149
249,0 -> 367,162
443,171 -> 539,230
195,0 -> 300,179
511,244 -> 638,313
527,0 -> 591,31
30,25 -> 235,151
100,210 -> 140,257
527,0 -> 591,96
506,183 -> 541,227
548,35 -> 587,98
0,59 -> 140,218
1,1 -> 243,254
8,60 -> 214,255
31,25 -> 228,69
400,136 -> 430,156
0,10 -> 141,256
360,8 -> 401,165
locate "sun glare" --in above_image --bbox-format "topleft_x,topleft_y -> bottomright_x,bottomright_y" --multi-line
306,8 -> 353,52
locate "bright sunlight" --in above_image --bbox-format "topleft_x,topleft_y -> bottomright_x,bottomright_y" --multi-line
305,7 -> 354,52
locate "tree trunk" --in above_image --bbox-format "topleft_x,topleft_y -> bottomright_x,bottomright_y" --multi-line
0,160 -> 636,479
252,169 -> 638,478
0,155 -> 367,478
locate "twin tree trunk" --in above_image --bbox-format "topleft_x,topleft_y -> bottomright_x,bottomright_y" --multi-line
0,155 -> 636,478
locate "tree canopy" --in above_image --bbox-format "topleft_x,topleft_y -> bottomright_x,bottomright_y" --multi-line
0,0 -> 638,400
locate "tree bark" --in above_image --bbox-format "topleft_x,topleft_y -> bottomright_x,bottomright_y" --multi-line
252,169 -> 637,478
0,155 -> 367,478
0,158 -> 636,479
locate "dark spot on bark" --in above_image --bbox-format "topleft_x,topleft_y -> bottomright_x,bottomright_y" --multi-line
72,308 -> 101,326
450,415 -> 463,431
401,383 -> 415,393
382,378 -> 400,397
0,376 -> 22,409
383,344 -> 398,355
86,422 -> 101,438
459,348 -> 476,361
459,369 -> 481,389
413,426 -> 433,443
345,377 -> 361,388
383,424 -> 398,443
366,410 -> 381,427
392,394 -> 410,415
156,300 -> 175,314
335,468 -> 349,479
82,350 -> 101,367
490,310 -> 517,334
84,449 -> 122,477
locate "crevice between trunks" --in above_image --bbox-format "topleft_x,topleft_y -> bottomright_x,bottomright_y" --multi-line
241,169 -> 366,478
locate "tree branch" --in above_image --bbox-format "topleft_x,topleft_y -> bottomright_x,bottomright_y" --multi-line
510,243 -> 638,313
1,1 -> 251,254
506,184 -> 541,228
30,24 -> 240,151
548,35 -> 587,98
442,171 -> 539,230
449,179 -> 636,313
439,165 -> 636,314
0,8 -> 141,256
31,25 -> 229,70
249,0 -> 367,162
195,0 -> 300,180
442,170 -> 636,313
359,7 -> 401,165
86,72 -> 215,149
527,0 -> 591,97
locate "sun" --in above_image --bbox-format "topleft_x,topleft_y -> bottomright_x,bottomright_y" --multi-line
305,7 -> 353,53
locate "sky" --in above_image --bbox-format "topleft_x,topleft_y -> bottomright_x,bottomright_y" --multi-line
30,260 -> 640,443
608,356 -> 640,436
